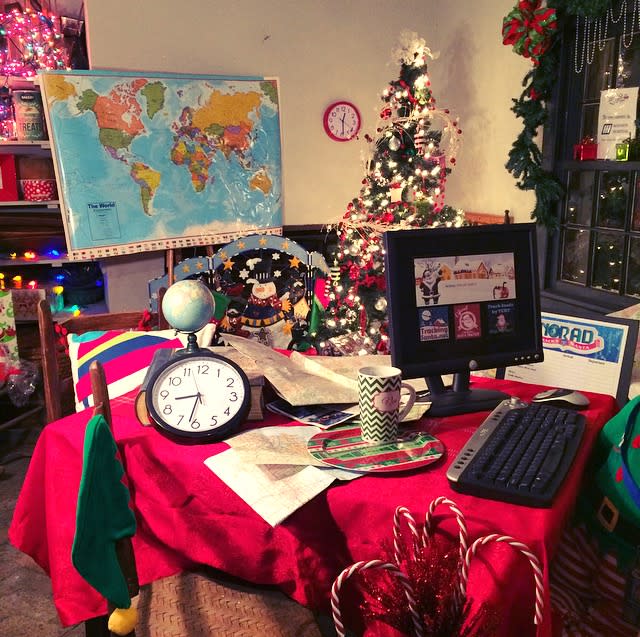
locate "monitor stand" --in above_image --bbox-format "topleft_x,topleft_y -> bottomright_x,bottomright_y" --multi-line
419,371 -> 509,417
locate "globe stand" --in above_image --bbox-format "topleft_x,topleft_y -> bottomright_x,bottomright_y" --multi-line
184,331 -> 199,354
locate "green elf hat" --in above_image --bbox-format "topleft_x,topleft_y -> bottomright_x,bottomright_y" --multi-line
577,395 -> 640,570
71,414 -> 136,609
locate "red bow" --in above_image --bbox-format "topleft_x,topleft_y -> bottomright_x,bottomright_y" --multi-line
502,0 -> 557,65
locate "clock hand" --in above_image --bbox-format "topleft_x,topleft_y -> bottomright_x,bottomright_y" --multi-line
189,395 -> 199,422
193,374 -> 203,405
175,393 -> 199,400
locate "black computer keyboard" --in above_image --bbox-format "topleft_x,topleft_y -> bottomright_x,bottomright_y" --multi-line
446,397 -> 586,507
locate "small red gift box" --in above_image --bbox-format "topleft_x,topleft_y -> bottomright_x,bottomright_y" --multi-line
573,138 -> 597,161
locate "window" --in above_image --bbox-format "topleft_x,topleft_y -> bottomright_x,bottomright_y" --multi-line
545,2 -> 640,311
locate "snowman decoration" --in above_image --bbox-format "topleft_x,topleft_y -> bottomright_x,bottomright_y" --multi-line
241,258 -> 292,334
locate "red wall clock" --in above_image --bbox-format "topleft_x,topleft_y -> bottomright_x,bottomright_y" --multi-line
323,100 -> 361,142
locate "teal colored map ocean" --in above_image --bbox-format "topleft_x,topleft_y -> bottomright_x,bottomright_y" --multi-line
40,70 -> 283,259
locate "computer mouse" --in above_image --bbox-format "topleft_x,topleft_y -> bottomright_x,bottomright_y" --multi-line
531,388 -> 590,410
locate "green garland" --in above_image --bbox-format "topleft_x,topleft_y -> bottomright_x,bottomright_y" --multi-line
505,0 -> 610,228
554,0 -> 610,16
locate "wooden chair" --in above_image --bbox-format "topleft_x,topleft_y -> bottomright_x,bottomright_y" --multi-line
37,299 -> 160,423
82,359 -> 324,637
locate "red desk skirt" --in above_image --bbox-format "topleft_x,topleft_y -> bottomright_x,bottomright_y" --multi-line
9,377 -> 618,636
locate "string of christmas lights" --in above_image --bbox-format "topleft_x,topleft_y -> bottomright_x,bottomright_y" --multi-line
0,7 -> 67,78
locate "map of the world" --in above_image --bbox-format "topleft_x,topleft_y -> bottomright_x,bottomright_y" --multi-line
39,70 -> 283,260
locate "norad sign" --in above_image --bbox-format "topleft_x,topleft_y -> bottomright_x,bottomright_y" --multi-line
541,317 -> 604,355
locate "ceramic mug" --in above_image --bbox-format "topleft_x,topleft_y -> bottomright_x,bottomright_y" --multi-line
358,365 -> 417,443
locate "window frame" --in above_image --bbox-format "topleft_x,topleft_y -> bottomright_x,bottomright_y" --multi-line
542,10 -> 640,314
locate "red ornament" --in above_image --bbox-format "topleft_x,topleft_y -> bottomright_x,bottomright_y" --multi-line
137,309 -> 154,330
362,274 -> 378,287
359,304 -> 367,333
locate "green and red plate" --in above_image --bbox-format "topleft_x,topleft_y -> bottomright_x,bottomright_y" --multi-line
307,422 -> 444,473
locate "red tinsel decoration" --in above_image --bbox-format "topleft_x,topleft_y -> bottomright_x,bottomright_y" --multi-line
359,538 -> 499,637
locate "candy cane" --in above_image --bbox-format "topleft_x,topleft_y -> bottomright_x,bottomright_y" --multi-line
423,496 -> 468,556
331,560 -> 424,637
393,505 -> 420,564
460,534 -> 545,626
423,496 -> 468,611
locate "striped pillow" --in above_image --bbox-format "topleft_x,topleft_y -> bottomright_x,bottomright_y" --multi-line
68,325 -> 215,412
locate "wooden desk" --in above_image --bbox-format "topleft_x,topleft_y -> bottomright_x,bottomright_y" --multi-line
8,377 -> 618,636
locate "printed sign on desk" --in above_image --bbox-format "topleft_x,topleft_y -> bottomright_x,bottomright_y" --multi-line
597,87 -> 639,159
504,311 -> 638,404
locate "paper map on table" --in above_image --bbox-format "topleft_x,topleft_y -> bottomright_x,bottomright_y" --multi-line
227,425 -> 325,465
225,335 -> 430,420
224,334 -> 359,405
205,426 -> 359,526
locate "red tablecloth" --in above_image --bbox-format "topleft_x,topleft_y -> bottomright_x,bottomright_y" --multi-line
9,377 -> 618,636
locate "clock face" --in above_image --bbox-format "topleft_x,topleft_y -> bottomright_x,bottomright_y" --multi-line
146,350 -> 250,441
323,101 -> 361,141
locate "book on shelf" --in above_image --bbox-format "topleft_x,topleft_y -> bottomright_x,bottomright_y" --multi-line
135,346 -> 265,426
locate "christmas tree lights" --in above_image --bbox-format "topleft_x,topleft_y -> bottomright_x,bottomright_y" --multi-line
314,31 -> 464,355
0,7 -> 67,78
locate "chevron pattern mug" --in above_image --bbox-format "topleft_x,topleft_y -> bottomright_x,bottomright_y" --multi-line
358,366 -> 417,443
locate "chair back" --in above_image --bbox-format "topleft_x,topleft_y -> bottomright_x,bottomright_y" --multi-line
86,360 -> 140,637
37,299 -> 158,423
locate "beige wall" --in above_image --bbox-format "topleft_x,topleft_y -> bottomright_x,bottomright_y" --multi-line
85,0 -> 535,227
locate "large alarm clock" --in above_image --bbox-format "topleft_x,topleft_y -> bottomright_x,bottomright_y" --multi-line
145,347 -> 251,442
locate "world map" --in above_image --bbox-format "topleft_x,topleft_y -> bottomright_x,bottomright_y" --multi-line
40,70 -> 283,260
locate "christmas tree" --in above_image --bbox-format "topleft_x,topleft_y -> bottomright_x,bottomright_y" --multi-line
314,31 -> 464,356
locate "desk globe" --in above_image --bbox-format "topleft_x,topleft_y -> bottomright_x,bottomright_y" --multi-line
161,279 -> 215,338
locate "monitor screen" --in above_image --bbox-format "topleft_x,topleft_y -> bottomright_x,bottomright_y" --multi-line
383,223 -> 543,417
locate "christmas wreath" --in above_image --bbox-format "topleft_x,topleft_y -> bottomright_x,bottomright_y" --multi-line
502,0 -> 610,228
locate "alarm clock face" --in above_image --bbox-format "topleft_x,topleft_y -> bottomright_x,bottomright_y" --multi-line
146,351 -> 250,441
323,101 -> 361,141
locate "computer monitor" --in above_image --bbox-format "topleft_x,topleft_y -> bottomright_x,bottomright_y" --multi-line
383,223 -> 543,417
